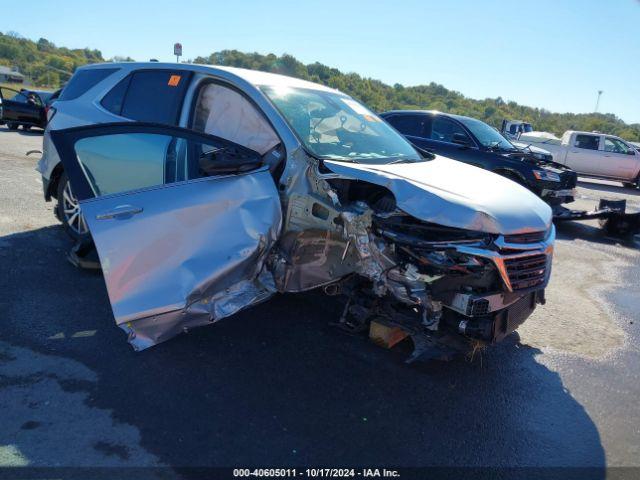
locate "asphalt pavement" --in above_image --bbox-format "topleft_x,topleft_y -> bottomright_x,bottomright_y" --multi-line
0,127 -> 639,477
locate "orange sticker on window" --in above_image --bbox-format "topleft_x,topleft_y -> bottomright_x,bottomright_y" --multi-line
168,75 -> 181,87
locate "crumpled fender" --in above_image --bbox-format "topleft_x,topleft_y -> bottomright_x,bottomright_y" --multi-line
324,157 -> 552,235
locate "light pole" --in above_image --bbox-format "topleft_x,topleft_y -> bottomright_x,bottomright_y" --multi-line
594,90 -> 603,113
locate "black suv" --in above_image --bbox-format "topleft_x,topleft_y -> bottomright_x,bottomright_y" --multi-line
0,87 -> 58,131
380,110 -> 577,206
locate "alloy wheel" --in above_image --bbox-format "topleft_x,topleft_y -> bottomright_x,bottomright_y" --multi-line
62,180 -> 88,236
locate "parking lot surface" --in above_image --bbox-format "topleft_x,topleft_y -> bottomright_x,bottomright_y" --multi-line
1,128 -> 639,472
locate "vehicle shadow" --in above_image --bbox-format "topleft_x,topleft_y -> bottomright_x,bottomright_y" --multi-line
0,125 -> 44,136
0,225 -> 606,476
555,218 -> 639,250
577,179 -> 640,198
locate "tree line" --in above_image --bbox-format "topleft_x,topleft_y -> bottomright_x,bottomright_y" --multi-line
0,32 -> 103,87
194,50 -> 640,141
2,32 -> 638,141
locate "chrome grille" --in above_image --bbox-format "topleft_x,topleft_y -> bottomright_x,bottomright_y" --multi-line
504,254 -> 547,291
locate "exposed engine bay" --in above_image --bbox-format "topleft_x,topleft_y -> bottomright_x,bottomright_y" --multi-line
272,157 -> 554,362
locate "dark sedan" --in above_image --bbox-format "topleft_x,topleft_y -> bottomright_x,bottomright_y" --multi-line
0,87 -> 58,131
380,110 -> 577,206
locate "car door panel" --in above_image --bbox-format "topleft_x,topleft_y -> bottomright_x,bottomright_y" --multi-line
80,170 -> 281,349
603,137 -> 639,180
51,123 -> 282,350
0,87 -> 22,122
0,87 -> 39,124
564,134 -> 602,175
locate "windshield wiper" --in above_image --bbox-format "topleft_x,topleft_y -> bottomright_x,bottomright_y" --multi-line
387,158 -> 416,164
485,141 -> 502,150
486,141 -> 516,152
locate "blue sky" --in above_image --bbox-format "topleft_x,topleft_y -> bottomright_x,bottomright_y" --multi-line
3,0 -> 640,123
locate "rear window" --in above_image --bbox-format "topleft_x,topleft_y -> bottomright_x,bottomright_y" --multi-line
58,68 -> 118,101
385,114 -> 429,137
574,134 -> 599,150
102,70 -> 192,125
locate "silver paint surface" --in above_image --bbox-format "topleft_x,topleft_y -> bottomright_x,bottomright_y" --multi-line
79,168 -> 282,350
324,157 -> 553,235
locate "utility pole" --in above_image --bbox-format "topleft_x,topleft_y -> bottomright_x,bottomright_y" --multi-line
594,90 -> 603,113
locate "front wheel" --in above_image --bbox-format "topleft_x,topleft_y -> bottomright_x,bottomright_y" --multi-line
56,172 -> 89,240
622,176 -> 640,190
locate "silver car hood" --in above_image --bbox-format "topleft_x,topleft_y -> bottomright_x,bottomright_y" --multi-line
324,156 -> 552,235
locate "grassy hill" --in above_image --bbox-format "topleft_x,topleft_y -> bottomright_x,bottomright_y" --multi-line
0,31 -> 103,87
2,32 -> 638,141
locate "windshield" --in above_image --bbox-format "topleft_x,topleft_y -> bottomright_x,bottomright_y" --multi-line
261,86 -> 421,163
459,117 -> 516,150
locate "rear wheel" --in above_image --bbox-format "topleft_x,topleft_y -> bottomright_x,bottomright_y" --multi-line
22,125 -> 31,132
6,122 -> 18,130
56,172 -> 89,241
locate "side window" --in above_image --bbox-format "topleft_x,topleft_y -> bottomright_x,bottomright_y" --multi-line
574,134 -> 599,151
102,70 -> 192,125
58,68 -> 118,101
73,132 -> 261,197
385,115 -> 427,137
192,83 -> 280,155
101,75 -> 131,115
431,117 -> 469,143
1,87 -> 26,103
604,137 -> 632,155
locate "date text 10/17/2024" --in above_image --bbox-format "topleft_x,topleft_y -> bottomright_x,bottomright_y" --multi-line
233,469 -> 401,478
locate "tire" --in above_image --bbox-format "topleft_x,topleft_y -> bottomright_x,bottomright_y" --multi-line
56,172 -> 90,241
623,176 -> 640,190
7,122 -> 18,130
22,125 -> 31,132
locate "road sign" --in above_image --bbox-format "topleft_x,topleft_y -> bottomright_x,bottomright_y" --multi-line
174,43 -> 182,57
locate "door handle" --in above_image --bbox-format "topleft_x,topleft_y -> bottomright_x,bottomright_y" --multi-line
96,205 -> 143,220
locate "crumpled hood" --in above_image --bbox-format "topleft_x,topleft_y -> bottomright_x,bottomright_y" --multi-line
324,156 -> 552,235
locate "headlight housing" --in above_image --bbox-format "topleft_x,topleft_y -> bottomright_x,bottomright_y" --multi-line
531,152 -> 553,162
533,170 -> 561,182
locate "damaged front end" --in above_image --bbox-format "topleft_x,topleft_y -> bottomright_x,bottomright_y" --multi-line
273,156 -> 554,362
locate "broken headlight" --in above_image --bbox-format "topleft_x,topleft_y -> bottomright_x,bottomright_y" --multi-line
533,169 -> 561,182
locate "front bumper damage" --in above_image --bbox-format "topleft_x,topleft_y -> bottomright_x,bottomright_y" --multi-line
72,149 -> 556,361
263,156 -> 555,361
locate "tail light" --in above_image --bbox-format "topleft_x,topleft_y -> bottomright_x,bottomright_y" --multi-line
46,105 -> 57,123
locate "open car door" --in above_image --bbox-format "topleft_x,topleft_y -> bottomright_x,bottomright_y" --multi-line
50,123 -> 283,350
0,87 -> 42,126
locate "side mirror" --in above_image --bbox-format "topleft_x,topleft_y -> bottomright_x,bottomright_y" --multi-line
452,132 -> 471,146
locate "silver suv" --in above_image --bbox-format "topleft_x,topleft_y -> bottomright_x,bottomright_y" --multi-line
40,63 -> 554,359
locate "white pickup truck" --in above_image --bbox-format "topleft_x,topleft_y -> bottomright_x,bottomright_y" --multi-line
518,130 -> 640,189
